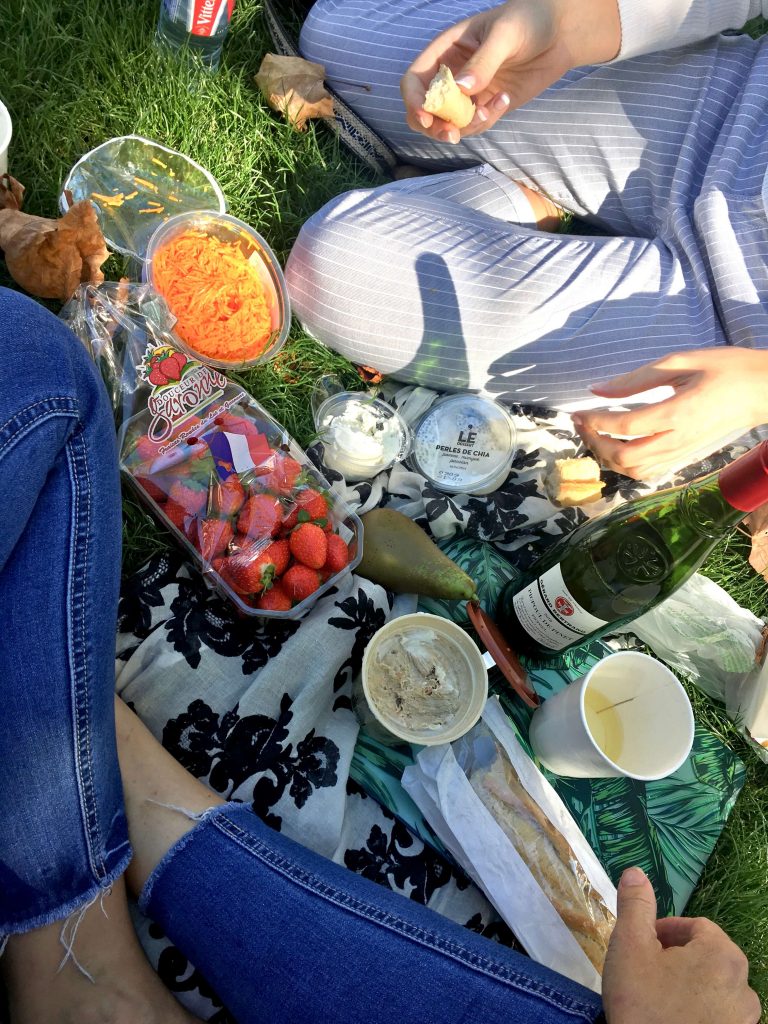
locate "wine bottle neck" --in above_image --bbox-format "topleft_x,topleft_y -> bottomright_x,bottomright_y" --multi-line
680,473 -> 746,538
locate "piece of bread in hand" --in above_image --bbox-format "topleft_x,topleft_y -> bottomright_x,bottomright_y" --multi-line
423,64 -> 476,129
546,457 -> 604,507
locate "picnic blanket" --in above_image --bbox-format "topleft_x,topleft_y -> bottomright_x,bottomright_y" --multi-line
116,385 -> 761,1021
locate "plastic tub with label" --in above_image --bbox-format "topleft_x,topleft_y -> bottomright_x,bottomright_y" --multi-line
409,394 -> 517,495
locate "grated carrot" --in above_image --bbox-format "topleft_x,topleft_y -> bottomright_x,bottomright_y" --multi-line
152,229 -> 274,364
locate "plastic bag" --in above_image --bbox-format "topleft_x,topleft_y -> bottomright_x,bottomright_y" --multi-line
60,282 -> 362,618
626,573 -> 763,703
403,698 -> 617,992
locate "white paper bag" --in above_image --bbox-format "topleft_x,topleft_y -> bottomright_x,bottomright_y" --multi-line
403,697 -> 617,993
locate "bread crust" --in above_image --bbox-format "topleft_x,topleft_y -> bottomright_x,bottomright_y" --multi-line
471,744 -> 615,972
423,65 -> 476,129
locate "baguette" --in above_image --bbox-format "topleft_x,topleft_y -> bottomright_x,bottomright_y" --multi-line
423,65 -> 476,129
546,457 -> 604,507
471,744 -> 615,972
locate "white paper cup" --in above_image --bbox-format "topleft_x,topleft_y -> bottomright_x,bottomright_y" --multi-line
528,651 -> 694,781
355,613 -> 488,746
0,100 -> 11,177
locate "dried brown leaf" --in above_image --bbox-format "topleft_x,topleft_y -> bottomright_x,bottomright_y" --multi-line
0,174 -> 25,211
0,200 -> 108,302
255,53 -> 334,131
356,363 -> 384,385
745,502 -> 768,582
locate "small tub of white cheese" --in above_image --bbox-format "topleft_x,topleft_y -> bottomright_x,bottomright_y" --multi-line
410,394 -> 517,495
356,613 -> 488,745
314,391 -> 412,482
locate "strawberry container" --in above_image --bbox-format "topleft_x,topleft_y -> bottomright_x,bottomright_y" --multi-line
62,282 -> 362,620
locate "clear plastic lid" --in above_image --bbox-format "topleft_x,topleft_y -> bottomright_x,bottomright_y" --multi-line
410,394 -> 517,495
60,135 -> 226,261
314,389 -> 412,482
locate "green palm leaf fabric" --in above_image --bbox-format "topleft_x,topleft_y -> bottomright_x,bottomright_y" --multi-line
351,537 -> 745,916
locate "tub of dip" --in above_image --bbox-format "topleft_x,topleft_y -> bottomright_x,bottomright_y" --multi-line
409,394 -> 517,495
314,391 -> 412,482
355,613 -> 488,745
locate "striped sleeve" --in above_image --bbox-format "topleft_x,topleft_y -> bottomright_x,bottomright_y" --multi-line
614,0 -> 765,60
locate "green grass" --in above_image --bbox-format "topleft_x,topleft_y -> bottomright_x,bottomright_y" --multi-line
2,0 -> 768,1010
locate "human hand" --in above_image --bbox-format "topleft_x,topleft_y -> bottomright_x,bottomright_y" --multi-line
572,348 -> 768,480
602,867 -> 760,1024
400,0 -> 621,144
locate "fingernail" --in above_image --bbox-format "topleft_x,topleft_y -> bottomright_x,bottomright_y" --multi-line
620,867 -> 647,887
493,92 -> 510,112
454,73 -> 475,90
476,107 -> 489,123
440,130 -> 460,145
418,112 -> 432,128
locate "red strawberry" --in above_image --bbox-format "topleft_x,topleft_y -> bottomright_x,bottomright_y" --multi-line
134,435 -> 162,464
323,534 -> 350,575
135,475 -> 167,503
255,583 -> 292,612
289,522 -> 328,570
164,498 -> 191,536
296,488 -> 329,521
196,518 -> 234,562
221,540 -> 289,594
267,538 -> 290,576
211,475 -> 245,517
169,479 -> 208,516
237,493 -> 282,539
283,564 -> 320,603
263,453 -> 303,494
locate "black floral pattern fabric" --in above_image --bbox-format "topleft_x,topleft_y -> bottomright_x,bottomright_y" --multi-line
117,383 -> 762,1020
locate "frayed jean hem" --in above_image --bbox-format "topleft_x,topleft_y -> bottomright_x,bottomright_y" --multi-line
138,802 -> 232,915
0,844 -> 132,941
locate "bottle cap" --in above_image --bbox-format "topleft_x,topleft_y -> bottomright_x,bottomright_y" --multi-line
718,441 -> 768,512
467,601 -> 539,707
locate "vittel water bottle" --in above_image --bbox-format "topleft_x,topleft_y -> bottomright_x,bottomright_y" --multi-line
156,0 -> 235,70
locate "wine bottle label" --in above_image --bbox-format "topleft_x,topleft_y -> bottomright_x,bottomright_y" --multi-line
512,563 -> 609,651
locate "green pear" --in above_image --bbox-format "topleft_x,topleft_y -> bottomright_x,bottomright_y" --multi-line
357,508 -> 477,601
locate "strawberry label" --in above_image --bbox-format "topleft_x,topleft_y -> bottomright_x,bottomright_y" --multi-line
140,343 -> 227,443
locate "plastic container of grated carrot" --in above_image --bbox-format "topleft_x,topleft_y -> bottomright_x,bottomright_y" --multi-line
144,210 -> 291,369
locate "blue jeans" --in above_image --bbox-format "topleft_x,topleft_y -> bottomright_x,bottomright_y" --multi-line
0,287 -> 603,1023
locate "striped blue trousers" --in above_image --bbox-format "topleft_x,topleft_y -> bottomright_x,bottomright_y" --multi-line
285,0 -> 768,408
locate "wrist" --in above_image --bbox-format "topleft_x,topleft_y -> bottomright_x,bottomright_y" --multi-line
557,0 -> 621,66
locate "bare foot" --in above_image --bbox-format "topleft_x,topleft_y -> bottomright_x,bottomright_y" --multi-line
2,876 -> 201,1024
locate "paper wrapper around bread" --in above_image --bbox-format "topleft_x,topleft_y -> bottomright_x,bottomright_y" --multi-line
423,65 -> 476,129
402,697 -> 617,993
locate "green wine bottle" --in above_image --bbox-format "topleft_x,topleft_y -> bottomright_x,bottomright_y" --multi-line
498,442 -> 768,658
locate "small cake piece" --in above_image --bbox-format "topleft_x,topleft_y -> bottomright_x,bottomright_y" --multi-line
423,65 -> 476,129
546,457 -> 604,507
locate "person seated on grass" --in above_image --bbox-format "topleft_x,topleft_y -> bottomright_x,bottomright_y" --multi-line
0,290 -> 760,1024
285,0 -> 768,481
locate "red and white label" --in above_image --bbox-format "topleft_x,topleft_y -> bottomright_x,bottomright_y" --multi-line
189,0 -> 232,36
512,563 -> 608,651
